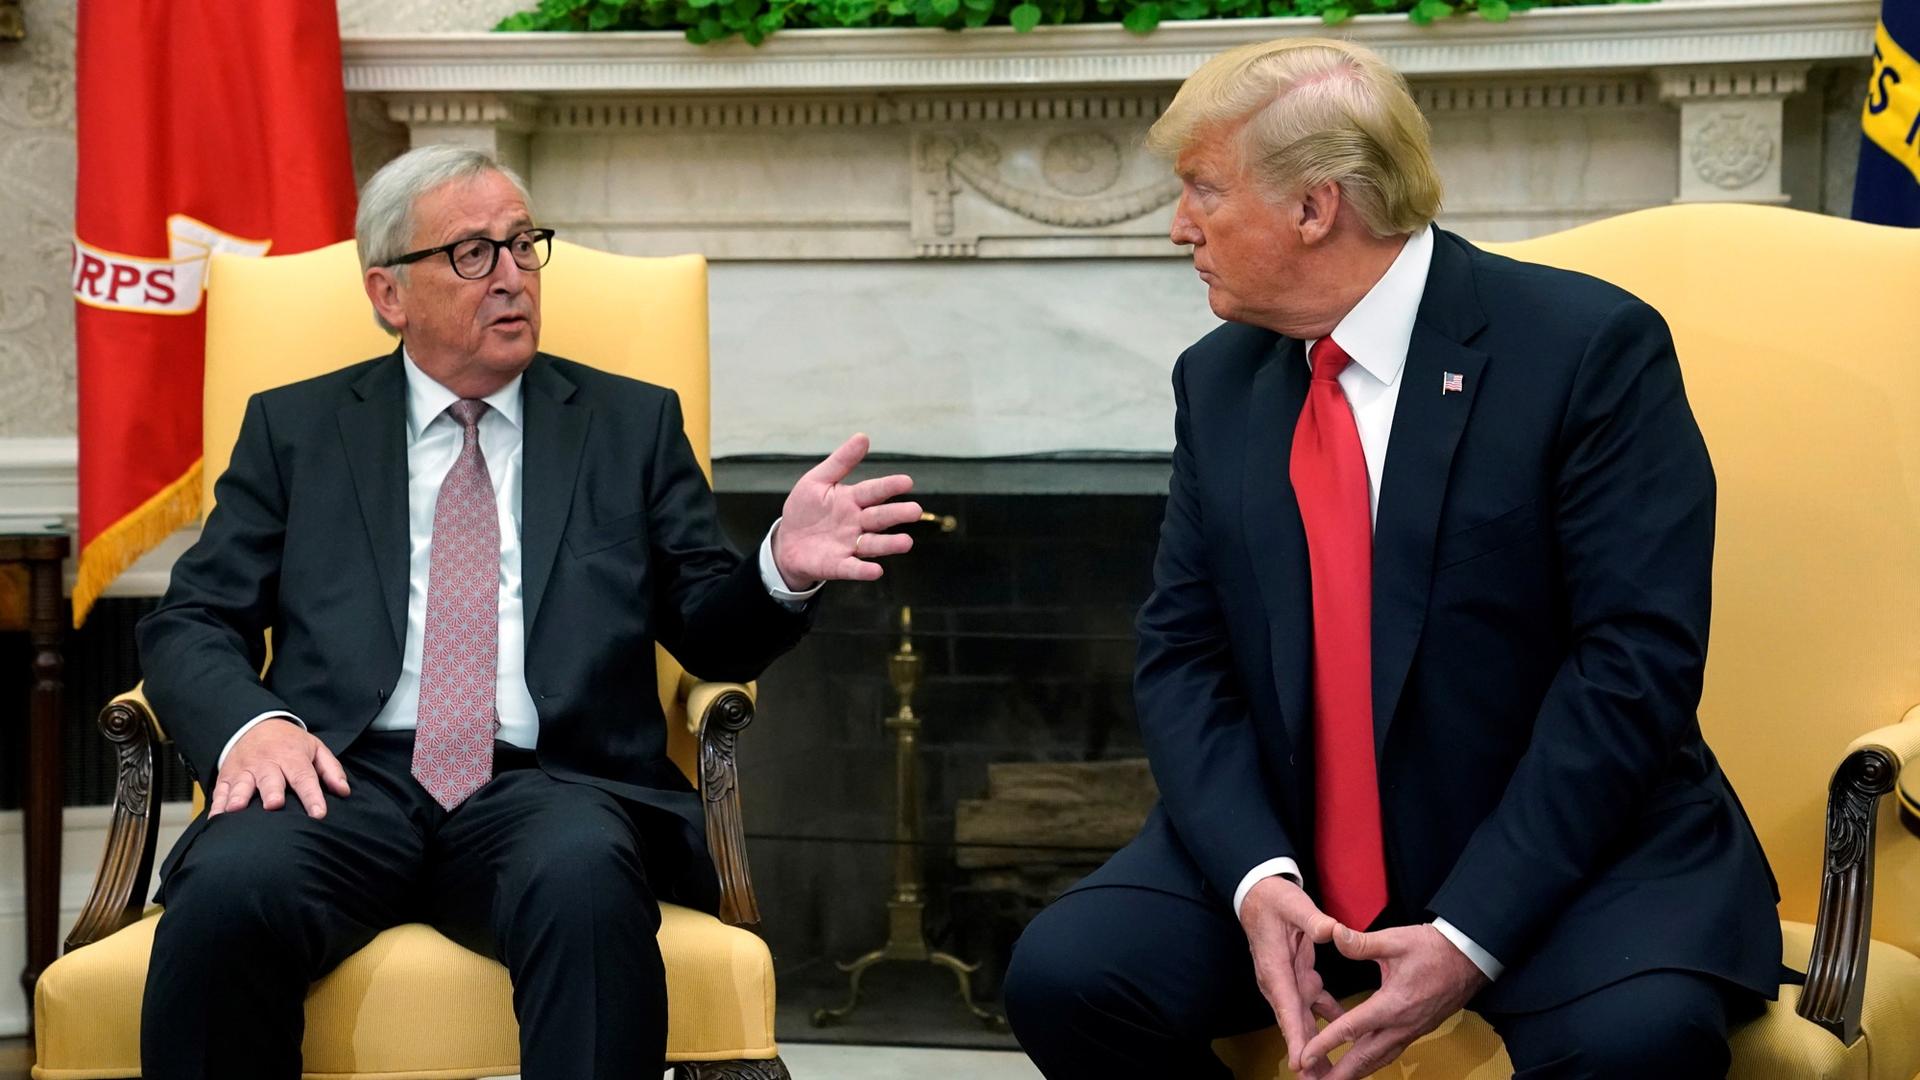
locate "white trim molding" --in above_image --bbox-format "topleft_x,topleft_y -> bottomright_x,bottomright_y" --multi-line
0,437 -> 80,523
0,436 -> 190,598
0,802 -> 195,1036
341,0 -> 1876,94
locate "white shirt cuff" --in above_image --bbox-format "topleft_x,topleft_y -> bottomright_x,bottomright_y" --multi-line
760,520 -> 823,608
1433,917 -> 1505,981
216,711 -> 307,769
1233,857 -> 1304,919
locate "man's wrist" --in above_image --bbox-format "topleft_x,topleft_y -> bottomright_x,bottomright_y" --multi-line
217,711 -> 306,769
1431,917 -> 1504,981
1234,856 -> 1304,920
760,520 -> 822,603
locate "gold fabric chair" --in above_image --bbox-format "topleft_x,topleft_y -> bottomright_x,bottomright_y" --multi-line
32,240 -> 792,1079
1215,203 -> 1920,1079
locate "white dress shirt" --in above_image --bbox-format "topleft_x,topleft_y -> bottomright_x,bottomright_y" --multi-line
1226,226 -> 1504,981
219,350 -> 819,761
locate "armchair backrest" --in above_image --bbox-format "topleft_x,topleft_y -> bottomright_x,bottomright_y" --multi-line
1487,205 -> 1920,955
201,239 -> 713,784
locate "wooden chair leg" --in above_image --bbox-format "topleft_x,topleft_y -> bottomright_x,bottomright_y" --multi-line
673,1058 -> 792,1079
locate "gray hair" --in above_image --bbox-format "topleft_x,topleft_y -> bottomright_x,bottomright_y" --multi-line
355,145 -> 533,335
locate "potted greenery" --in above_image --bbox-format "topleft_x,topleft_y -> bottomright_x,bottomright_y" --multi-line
500,0 -> 1654,47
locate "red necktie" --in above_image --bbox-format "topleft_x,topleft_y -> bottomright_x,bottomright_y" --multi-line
1289,338 -> 1389,929
412,398 -> 500,810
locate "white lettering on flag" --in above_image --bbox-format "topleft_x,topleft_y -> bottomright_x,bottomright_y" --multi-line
70,214 -> 272,315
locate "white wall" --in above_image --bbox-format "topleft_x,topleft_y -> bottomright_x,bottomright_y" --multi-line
0,803 -> 194,1037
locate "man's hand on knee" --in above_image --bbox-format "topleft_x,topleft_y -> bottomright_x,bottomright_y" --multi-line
1299,923 -> 1488,1080
209,718 -> 351,819
1240,876 -> 1343,1079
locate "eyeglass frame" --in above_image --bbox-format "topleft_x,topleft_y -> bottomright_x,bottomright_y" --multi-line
383,227 -> 557,280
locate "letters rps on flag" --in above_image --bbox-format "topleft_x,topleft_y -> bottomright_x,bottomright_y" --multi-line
72,1 -> 356,624
1855,0 -> 1920,226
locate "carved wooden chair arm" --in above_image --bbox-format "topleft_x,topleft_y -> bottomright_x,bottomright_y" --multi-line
1798,704 -> 1920,1045
679,676 -> 763,927
65,685 -> 168,952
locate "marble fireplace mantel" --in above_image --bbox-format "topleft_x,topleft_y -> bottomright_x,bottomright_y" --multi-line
341,0 -> 1874,262
319,0 -> 1871,460
341,0 -> 1872,93
0,0 -> 1881,598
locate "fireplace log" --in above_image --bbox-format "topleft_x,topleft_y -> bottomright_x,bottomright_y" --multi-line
954,759 -> 1156,869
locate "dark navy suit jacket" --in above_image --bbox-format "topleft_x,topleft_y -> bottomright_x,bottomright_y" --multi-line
1087,227 -> 1782,1012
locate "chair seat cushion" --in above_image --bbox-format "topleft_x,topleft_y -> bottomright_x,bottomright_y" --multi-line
1214,920 -> 1920,1080
1728,920 -> 1920,1080
34,903 -> 777,1080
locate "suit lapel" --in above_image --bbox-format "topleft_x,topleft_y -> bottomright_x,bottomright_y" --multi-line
339,351 -> 410,655
520,355 -> 588,636
1242,335 -> 1315,754
1370,229 -> 1489,752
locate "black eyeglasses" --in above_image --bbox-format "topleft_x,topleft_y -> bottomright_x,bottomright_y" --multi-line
385,228 -> 555,280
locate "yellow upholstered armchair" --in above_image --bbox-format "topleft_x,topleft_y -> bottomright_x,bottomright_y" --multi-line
1215,204 -> 1920,1080
33,241 -> 792,1080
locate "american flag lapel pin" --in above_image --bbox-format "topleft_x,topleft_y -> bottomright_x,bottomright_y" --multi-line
1442,371 -> 1465,394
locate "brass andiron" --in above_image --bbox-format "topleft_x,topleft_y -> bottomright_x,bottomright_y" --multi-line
812,605 -> 1005,1029
0,1 -> 23,43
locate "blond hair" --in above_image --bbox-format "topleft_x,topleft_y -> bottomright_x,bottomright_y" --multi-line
1147,38 -> 1442,238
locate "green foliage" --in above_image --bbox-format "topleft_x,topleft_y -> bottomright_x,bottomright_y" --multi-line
496,0 -> 1652,46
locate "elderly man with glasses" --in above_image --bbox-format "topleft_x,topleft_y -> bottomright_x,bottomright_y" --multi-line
134,144 -> 918,1080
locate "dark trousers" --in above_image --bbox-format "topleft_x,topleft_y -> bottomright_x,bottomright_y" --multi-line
142,732 -> 667,1080
1004,884 -> 1763,1080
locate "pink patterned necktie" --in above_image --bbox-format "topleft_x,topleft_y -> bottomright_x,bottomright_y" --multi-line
412,398 -> 499,810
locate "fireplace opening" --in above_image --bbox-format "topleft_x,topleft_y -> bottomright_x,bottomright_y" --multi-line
715,459 -> 1171,1048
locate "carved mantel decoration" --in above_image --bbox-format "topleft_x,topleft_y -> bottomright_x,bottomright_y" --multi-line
910,96 -> 1180,257
1658,64 -> 1811,205
1690,110 -> 1776,190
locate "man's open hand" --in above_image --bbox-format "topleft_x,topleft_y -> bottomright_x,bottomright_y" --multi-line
209,718 -> 350,819
773,433 -> 919,590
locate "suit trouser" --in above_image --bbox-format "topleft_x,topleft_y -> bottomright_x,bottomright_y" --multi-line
141,732 -> 668,1080
1005,884 -> 1764,1080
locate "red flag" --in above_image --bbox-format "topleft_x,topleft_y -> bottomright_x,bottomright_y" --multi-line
72,0 -> 356,625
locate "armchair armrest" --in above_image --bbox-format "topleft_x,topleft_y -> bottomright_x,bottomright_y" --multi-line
679,675 -> 763,927
1887,707 -> 1920,832
1798,705 -> 1920,1045
65,685 -> 169,952
66,675 -> 775,944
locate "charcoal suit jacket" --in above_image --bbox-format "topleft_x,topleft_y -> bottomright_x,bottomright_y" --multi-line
140,349 -> 810,912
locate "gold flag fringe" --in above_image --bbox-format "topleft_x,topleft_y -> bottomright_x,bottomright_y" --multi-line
72,460 -> 203,628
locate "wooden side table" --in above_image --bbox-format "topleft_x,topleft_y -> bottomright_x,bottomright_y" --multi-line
0,524 -> 70,1029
